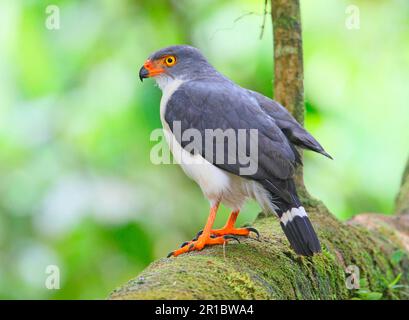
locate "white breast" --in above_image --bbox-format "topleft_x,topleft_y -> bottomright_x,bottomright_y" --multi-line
158,77 -> 230,203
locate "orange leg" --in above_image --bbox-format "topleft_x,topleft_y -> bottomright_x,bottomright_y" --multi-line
168,202 -> 238,257
211,210 -> 259,238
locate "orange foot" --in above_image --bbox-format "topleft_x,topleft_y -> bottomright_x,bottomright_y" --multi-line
191,226 -> 259,240
167,207 -> 259,258
168,234 -> 239,257
212,225 -> 259,238
195,210 -> 259,240
168,203 -> 239,258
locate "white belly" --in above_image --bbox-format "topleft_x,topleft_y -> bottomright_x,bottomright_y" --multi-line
162,126 -> 231,201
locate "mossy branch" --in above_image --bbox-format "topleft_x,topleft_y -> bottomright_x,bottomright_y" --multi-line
110,166 -> 409,299
109,196 -> 409,299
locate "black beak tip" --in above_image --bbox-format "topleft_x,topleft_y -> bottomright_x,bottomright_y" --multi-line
139,66 -> 148,82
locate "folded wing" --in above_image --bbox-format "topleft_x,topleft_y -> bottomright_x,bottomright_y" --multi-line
164,80 -> 300,203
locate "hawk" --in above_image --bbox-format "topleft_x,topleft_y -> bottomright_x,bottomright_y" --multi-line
139,45 -> 331,257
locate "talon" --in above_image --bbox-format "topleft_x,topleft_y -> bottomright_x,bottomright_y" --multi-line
192,230 -> 203,241
245,227 -> 260,240
180,241 -> 189,248
223,235 -> 240,243
189,230 -> 203,242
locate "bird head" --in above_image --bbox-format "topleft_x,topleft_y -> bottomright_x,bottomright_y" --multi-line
139,45 -> 217,88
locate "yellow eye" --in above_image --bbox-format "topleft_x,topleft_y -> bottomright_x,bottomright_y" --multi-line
164,55 -> 176,67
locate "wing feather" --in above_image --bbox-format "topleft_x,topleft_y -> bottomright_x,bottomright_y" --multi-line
248,90 -> 332,159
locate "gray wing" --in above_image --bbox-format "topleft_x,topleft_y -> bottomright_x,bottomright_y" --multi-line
164,80 -> 298,202
248,90 -> 332,159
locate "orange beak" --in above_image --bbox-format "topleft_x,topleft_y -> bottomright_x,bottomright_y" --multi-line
139,59 -> 164,81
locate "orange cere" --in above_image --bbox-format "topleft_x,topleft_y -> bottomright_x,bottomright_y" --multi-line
143,59 -> 165,77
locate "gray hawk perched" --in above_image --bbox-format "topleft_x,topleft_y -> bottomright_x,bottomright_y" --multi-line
139,45 -> 331,257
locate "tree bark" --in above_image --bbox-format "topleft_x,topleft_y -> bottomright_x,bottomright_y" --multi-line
396,158 -> 409,216
271,0 -> 305,190
108,1 -> 409,299
271,0 -> 304,125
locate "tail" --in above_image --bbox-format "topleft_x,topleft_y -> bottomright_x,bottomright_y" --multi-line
279,205 -> 321,256
263,179 -> 321,256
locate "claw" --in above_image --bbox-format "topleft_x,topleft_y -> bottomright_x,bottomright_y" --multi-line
245,227 -> 260,240
180,241 -> 189,248
189,230 -> 203,242
223,235 -> 240,243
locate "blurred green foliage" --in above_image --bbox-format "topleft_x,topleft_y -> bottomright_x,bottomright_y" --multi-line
0,0 -> 408,299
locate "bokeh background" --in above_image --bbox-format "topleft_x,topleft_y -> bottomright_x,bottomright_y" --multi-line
0,0 -> 408,299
